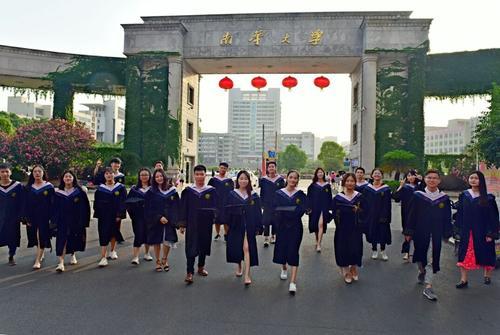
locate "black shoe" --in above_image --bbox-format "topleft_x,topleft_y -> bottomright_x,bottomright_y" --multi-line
484,277 -> 491,285
214,234 -> 221,241
8,256 -> 16,266
417,271 -> 425,285
223,234 -> 228,242
455,281 -> 468,289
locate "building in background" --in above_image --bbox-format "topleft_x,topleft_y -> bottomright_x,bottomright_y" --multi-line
74,109 -> 97,138
198,132 -> 238,167
280,132 -> 315,160
82,100 -> 125,144
228,88 -> 281,167
424,117 -> 479,155
7,96 -> 51,119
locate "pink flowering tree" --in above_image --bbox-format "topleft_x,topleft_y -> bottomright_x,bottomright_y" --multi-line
0,131 -> 12,161
9,119 -> 95,177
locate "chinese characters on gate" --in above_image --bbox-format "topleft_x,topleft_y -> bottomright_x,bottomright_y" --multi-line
219,29 -> 325,46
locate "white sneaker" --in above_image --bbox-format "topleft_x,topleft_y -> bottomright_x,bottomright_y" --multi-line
70,254 -> 78,265
289,282 -> 297,294
32,261 -> 41,270
280,269 -> 288,280
98,257 -> 108,267
56,263 -> 65,272
403,253 -> 409,261
371,251 -> 379,260
131,256 -> 139,265
109,251 -> 118,260
143,253 -> 153,261
381,251 -> 389,261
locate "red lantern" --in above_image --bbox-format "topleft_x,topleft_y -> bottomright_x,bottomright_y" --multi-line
282,76 -> 298,91
314,76 -> 330,90
219,76 -> 234,91
251,76 -> 267,90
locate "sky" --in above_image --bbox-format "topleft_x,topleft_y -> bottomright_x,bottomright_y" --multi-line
1,0 -> 498,142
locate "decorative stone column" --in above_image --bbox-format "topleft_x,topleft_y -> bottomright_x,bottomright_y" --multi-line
360,54 -> 377,171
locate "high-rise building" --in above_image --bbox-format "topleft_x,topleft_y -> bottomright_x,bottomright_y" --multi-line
198,132 -> 238,167
280,132 -> 315,160
7,96 -> 52,119
424,117 -> 479,155
82,100 -> 125,144
74,109 -> 97,138
228,88 -> 281,166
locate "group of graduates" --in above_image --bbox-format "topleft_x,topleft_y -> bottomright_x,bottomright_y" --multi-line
0,157 -> 498,299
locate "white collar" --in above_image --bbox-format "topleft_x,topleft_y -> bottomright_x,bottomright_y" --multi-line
262,175 -> 281,183
356,180 -> 368,186
113,171 -> 124,177
100,183 -> 122,192
467,189 -> 480,199
31,181 -> 52,190
55,187 -> 79,196
0,181 -> 20,193
189,184 -> 213,193
316,181 -> 328,187
234,189 -> 249,200
367,183 -> 389,191
159,186 -> 176,195
215,175 -> 230,181
337,191 -> 359,201
280,187 -> 299,197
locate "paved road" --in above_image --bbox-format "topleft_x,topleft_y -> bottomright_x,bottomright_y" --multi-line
0,190 -> 498,335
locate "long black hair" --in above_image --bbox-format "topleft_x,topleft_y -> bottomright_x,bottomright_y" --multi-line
404,169 -> 418,185
151,169 -> 172,191
469,170 -> 488,206
135,168 -> 152,188
27,165 -> 48,186
235,170 -> 253,198
312,167 -> 326,183
58,170 -> 80,190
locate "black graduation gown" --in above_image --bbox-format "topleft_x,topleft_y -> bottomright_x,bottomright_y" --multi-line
93,183 -> 127,246
331,192 -> 365,267
208,176 -> 234,225
405,190 -> 452,273
178,185 -> 218,258
25,182 -> 54,249
362,184 -> 392,245
113,172 -> 126,185
52,187 -> 91,256
0,181 -> 24,249
272,189 -> 309,267
259,175 -> 286,228
144,186 -> 179,245
355,180 -> 369,193
392,183 -> 417,232
455,190 -> 499,267
307,182 -> 333,233
126,186 -> 149,247
223,190 -> 263,266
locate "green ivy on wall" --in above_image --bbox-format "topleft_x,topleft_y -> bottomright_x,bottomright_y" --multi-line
425,49 -> 500,99
123,53 -> 180,167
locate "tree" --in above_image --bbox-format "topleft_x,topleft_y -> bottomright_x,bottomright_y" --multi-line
9,119 -> 95,177
317,141 -> 345,172
0,116 -> 14,135
0,111 -> 32,129
381,149 -> 417,180
472,83 -> 500,166
279,144 -> 307,172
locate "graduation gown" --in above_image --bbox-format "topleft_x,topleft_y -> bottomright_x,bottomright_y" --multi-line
405,190 -> 452,273
93,171 -> 125,186
93,183 -> 127,246
52,187 -> 91,256
259,175 -> 286,228
208,176 -> 234,225
392,183 -> 417,232
355,180 -> 369,193
144,186 -> 179,245
272,188 -> 309,267
0,181 -> 24,249
178,185 -> 218,258
25,182 -> 54,249
331,192 -> 365,267
455,190 -> 499,267
307,182 -> 333,233
223,190 -> 263,266
126,186 -> 149,247
362,184 -> 392,245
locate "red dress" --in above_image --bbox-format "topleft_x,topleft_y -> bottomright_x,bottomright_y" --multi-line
457,231 -> 495,271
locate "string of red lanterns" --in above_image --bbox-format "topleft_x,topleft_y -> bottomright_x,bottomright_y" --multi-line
218,76 -> 331,91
